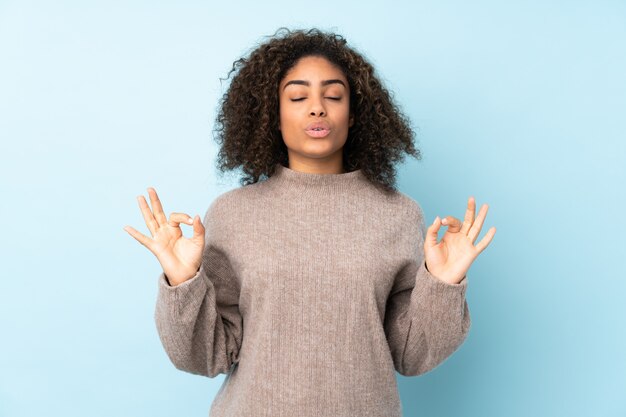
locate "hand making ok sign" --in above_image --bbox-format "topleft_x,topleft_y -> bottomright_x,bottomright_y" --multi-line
424,196 -> 496,285
123,187 -> 205,286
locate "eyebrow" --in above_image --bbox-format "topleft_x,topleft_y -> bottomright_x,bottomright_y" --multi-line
282,79 -> 346,91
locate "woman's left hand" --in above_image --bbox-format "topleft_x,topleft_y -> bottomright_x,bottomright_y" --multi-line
424,196 -> 496,285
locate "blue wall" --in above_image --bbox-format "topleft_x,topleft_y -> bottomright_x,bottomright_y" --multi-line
1,1 -> 624,416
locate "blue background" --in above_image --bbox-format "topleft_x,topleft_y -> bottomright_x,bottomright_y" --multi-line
1,1 -> 624,416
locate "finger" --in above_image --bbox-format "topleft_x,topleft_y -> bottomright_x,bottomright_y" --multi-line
468,204 -> 489,243
168,212 -> 194,228
123,225 -> 155,252
137,195 -> 159,237
441,215 -> 462,233
475,226 -> 496,254
191,215 -> 205,239
425,216 -> 442,247
460,196 -> 476,235
148,187 -> 168,226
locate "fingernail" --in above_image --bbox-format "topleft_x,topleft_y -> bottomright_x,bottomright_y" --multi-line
433,216 -> 439,225
442,218 -> 448,225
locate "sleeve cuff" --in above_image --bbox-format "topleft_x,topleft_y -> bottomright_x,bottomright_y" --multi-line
411,258 -> 468,310
157,264 -> 208,314
406,258 -> 469,338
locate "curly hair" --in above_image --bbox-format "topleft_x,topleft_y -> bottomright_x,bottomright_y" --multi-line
213,27 -> 422,193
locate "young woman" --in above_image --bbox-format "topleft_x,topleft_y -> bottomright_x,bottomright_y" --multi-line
124,27 -> 495,417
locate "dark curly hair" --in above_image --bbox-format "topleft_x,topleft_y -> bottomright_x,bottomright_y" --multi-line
213,27 -> 422,193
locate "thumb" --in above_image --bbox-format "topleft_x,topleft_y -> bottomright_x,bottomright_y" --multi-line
424,216 -> 442,248
191,215 -> 205,240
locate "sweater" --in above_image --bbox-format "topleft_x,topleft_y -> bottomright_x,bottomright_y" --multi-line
154,162 -> 471,417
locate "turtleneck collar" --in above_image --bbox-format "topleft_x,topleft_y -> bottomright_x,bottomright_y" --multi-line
267,162 -> 368,191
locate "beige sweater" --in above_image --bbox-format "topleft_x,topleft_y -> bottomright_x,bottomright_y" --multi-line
154,163 -> 471,417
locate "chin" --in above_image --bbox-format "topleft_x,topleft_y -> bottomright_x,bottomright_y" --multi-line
300,143 -> 341,157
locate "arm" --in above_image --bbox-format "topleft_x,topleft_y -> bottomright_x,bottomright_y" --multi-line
384,203 -> 471,377
154,203 -> 243,378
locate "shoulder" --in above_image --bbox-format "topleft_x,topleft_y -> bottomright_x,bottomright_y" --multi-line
203,181 -> 265,224
388,190 -> 428,238
390,190 -> 426,222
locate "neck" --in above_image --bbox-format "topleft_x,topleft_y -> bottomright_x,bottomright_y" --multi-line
285,155 -> 346,175
268,162 -> 367,193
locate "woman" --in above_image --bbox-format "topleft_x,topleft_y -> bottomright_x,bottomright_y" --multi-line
124,27 -> 495,417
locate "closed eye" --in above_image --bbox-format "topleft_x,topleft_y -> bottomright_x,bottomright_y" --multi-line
290,97 -> 342,102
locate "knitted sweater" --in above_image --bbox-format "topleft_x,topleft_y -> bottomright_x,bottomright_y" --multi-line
154,163 -> 471,417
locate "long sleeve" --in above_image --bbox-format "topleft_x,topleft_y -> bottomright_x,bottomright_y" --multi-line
154,201 -> 243,378
383,203 -> 471,377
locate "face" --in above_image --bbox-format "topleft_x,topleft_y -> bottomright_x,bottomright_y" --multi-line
278,55 -> 354,169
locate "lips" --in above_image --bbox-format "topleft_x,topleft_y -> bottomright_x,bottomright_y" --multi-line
305,121 -> 331,132
304,121 -> 331,138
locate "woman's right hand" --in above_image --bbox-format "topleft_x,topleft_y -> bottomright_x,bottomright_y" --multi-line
123,187 -> 205,286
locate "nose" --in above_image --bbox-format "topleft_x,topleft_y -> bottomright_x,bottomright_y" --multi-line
309,96 -> 326,117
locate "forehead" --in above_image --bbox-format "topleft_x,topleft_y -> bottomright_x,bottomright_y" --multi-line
280,56 -> 347,85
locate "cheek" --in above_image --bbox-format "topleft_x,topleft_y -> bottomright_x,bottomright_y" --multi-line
338,100 -> 350,117
278,107 -> 298,140
279,106 -> 298,128
278,105 -> 287,129
339,107 -> 351,126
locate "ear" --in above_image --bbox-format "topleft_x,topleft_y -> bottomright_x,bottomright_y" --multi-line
349,113 -> 355,127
